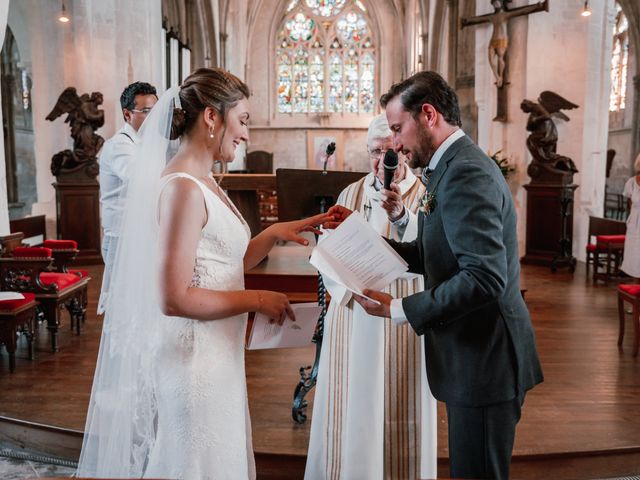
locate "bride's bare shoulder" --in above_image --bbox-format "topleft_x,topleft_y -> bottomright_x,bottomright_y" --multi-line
159,175 -> 203,202
157,177 -> 207,228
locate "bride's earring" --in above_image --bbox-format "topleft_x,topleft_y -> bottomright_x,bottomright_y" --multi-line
209,125 -> 215,139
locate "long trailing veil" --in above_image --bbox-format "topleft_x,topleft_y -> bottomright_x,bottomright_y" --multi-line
77,87 -> 179,477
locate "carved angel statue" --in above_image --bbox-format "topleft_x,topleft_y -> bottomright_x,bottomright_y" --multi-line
520,91 -> 579,174
46,87 -> 105,178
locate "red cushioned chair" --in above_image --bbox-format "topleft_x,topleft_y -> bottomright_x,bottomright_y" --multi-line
0,246 -> 90,352
42,239 -> 89,278
0,292 -> 38,372
585,216 -> 626,283
618,284 -> 640,356
593,234 -> 626,283
42,240 -> 89,331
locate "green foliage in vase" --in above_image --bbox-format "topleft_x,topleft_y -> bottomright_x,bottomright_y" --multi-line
489,150 -> 516,179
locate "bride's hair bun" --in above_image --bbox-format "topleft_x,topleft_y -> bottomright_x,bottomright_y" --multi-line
170,107 -> 186,140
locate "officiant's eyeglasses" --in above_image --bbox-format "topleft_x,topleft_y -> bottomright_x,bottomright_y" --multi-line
368,148 -> 388,158
129,107 -> 153,115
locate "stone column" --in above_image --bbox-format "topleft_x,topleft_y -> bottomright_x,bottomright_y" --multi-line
0,0 -> 11,234
631,75 -> 640,163
446,0 -> 459,84
219,32 -> 228,70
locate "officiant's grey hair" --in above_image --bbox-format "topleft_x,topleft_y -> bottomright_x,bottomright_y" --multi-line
367,114 -> 393,147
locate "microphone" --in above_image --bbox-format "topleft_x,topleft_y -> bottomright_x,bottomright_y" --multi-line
383,149 -> 398,190
322,142 -> 336,173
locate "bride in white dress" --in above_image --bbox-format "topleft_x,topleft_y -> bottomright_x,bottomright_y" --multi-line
77,68 -> 330,479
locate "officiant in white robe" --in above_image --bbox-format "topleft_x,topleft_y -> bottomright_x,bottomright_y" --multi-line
305,115 -> 437,480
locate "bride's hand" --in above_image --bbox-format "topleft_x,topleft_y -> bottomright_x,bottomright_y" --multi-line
255,290 -> 295,324
270,212 -> 335,246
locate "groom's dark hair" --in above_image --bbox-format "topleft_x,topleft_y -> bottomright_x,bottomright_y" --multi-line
120,82 -> 157,111
380,71 -> 462,127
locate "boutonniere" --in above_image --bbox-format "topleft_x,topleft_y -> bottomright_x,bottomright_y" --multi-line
420,191 -> 437,215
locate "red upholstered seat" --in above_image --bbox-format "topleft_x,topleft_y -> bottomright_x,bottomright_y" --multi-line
0,292 -> 36,312
69,269 -> 89,278
40,272 -> 83,291
596,234 -> 626,245
585,216 -> 627,284
13,247 -> 52,258
619,284 -> 640,297
41,241 -> 81,277
43,239 -> 78,249
0,242 -> 89,353
0,291 -> 38,372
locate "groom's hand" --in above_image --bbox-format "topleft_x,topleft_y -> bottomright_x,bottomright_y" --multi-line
353,289 -> 392,318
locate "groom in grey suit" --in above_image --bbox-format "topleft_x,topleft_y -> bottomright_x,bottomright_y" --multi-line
330,71 -> 543,479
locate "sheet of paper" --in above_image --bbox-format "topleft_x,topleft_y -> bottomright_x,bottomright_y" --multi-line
0,292 -> 25,301
310,212 -> 408,299
246,302 -> 321,350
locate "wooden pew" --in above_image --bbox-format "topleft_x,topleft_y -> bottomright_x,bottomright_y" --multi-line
9,215 -> 46,246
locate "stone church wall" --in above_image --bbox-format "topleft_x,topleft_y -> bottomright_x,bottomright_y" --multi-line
248,128 -> 370,173
5,0 -> 163,237
475,0 -> 617,262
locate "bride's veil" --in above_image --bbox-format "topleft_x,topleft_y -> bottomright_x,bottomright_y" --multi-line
77,87 -> 179,477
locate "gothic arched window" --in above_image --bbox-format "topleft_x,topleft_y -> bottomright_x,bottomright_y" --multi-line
609,4 -> 629,112
276,0 -> 376,114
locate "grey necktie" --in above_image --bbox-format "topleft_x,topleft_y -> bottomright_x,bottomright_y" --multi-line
421,167 -> 434,187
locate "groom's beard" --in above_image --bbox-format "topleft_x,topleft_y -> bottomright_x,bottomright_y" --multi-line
408,122 -> 437,170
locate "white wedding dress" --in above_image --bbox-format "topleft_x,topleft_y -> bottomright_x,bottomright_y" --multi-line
78,88 -> 257,479
144,172 -> 256,479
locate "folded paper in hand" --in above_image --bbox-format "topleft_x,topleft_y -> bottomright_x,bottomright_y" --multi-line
310,212 -> 408,302
246,302 -> 322,350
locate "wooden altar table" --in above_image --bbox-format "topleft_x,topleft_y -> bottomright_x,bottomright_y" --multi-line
244,245 -> 318,301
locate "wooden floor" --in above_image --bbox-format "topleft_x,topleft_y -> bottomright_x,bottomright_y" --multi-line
0,262 -> 639,479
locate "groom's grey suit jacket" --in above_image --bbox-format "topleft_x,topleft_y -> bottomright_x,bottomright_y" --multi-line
390,135 -> 543,407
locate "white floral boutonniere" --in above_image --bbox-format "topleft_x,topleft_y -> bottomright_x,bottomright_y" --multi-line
420,190 -> 437,215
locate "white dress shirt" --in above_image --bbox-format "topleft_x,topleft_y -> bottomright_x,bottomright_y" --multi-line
390,128 -> 466,324
99,123 -> 139,237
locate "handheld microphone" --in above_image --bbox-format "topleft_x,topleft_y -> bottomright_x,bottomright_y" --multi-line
383,150 -> 398,190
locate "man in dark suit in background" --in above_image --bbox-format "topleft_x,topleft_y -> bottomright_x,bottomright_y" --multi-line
328,71 -> 543,479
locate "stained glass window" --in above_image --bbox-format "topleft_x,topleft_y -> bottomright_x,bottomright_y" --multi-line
286,0 -> 299,13
306,0 -> 346,17
609,4 -> 629,112
276,0 -> 375,114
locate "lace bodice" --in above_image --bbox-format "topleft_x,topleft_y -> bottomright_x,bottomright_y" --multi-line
175,175 -> 252,291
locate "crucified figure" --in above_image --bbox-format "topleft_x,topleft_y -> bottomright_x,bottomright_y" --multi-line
461,0 -> 549,88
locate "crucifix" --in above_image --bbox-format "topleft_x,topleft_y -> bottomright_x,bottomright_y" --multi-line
461,0 -> 549,122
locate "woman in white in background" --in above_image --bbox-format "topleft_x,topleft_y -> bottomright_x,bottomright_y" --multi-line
621,153 -> 640,279
305,115 -> 437,480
